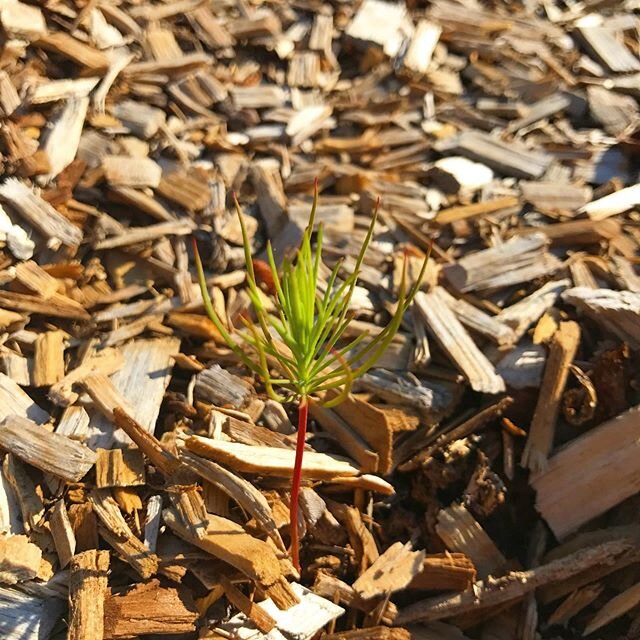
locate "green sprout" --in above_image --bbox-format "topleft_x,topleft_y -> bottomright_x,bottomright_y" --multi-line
193,182 -> 429,570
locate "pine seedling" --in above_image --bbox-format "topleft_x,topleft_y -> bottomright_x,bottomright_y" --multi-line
193,183 -> 429,570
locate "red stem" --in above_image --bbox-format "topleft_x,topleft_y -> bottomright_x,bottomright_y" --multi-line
290,398 -> 308,571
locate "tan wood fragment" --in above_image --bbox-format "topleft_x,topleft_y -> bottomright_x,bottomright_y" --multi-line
220,574 -> 277,633
33,331 -> 65,387
68,550 -> 109,640
163,505 -> 298,609
36,33 -> 109,70
112,408 -> 180,477
0,416 -> 95,482
104,580 -> 198,639
2,455 -> 45,532
436,197 -> 519,225
0,373 -> 48,423
49,499 -> 76,569
0,291 -> 90,320
436,504 -> 507,579
353,542 -> 426,600
95,448 -> 146,488
531,404 -> 640,539
322,628 -> 411,640
522,321 -> 581,472
90,489 -> 159,579
251,160 -> 287,237
180,450 -> 284,551
547,583 -> 603,627
0,535 -> 42,584
14,261 -> 58,299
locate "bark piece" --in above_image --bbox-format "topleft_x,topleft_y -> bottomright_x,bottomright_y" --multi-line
521,321 -> 581,472
104,580 -> 198,639
68,550 -> 109,640
415,288 -> 505,394
436,504 -> 507,579
531,404 -> 640,539
0,416 -> 96,482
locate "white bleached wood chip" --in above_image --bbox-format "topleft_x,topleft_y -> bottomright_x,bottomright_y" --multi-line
0,205 -> 34,260
0,373 -> 49,424
40,97 -> 90,183
215,582 -> 344,640
579,183 -> 640,221
0,586 -> 64,640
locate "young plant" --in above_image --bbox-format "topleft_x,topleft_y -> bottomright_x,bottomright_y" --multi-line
193,184 -> 429,570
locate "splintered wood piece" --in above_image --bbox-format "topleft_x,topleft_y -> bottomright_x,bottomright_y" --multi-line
396,538 -> 633,624
443,234 -> 560,293
409,553 -> 477,592
180,450 -> 285,551
521,321 -> 581,472
108,186 -> 173,222
143,495 -> 162,552
437,288 -> 516,346
435,196 -> 517,225
251,160 -> 287,237
0,416 -> 96,482
195,364 -> 254,409
0,178 -> 82,249
577,26 -> 640,74
587,86 -> 639,136
33,331 -> 65,387
14,261 -> 58,298
322,629 -> 410,640
583,581 -> 640,636
0,372 -> 49,423
95,448 -> 146,488
520,181 -> 592,211
353,542 -> 426,600
40,97 -> 89,183
314,573 -> 396,625
562,288 -> 640,350
90,489 -> 159,579
217,581 -> 345,640
185,436 -> 360,479
0,535 -> 42,584
309,401 -> 379,473
112,100 -> 166,139
0,352 -> 31,386
86,337 -> 180,449
0,586 -> 64,639
49,499 -> 76,568
547,583 -> 603,627
231,86 -> 286,109
162,506 -> 298,609
415,289 -> 505,394
102,156 -> 162,188
579,184 -> 640,221
3,454 -> 45,533
69,550 -> 109,640
436,504 -> 507,579
27,78 -> 99,105
156,172 -> 211,211
0,72 -> 19,116
112,408 -> 180,477
93,219 -> 194,250
434,131 -> 552,180
104,580 -> 198,639
497,279 -> 570,342
532,404 -> 640,539
36,33 -> 108,70
220,574 -> 277,634
0,291 -> 90,320
346,0 -> 412,57
0,2 -> 47,40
